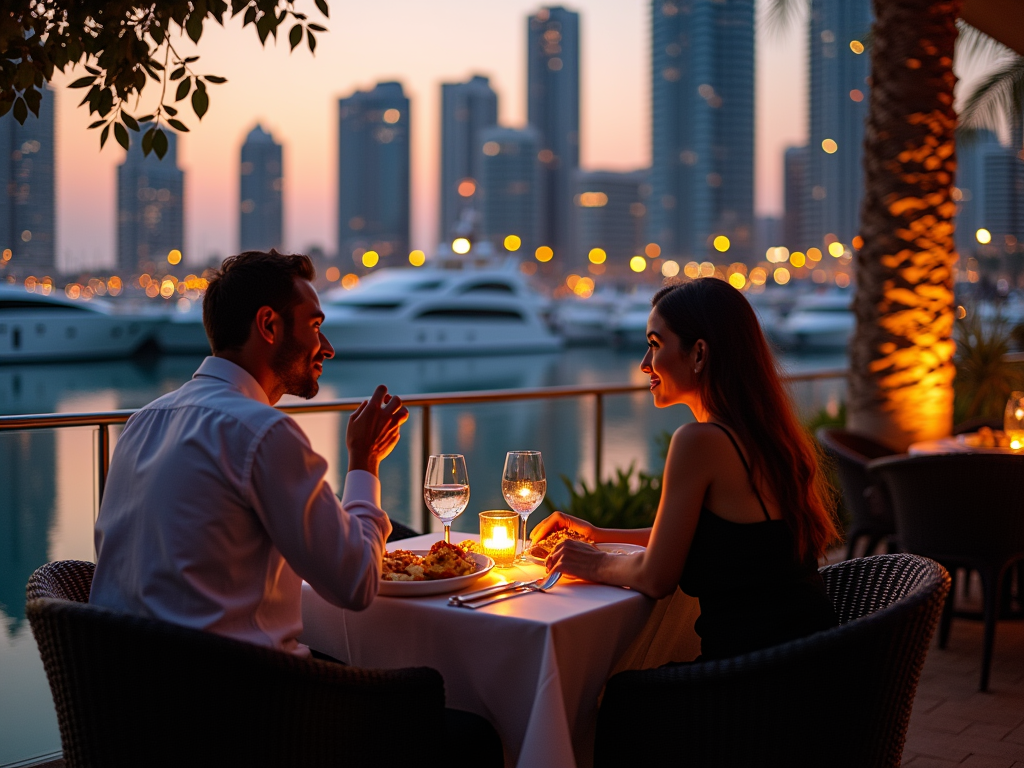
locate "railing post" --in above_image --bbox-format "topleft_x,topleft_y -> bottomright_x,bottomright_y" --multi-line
420,404 -> 432,533
594,393 -> 603,484
97,423 -> 111,511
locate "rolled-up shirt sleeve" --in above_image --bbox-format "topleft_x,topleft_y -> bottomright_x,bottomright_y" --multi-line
246,416 -> 392,611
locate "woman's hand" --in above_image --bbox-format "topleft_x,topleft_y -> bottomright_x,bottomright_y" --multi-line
546,540 -> 608,582
529,511 -> 595,544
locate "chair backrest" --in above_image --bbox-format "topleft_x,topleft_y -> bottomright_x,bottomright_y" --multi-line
817,428 -> 898,529
26,560 -> 95,603
27,563 -> 446,768
869,453 -> 1024,567
595,554 -> 949,768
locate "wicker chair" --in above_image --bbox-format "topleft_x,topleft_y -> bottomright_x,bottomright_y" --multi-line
868,453 -> 1024,691
26,560 -> 500,768
594,554 -> 949,768
816,427 -> 900,559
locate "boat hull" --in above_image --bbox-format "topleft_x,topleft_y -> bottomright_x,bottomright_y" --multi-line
0,311 -> 157,363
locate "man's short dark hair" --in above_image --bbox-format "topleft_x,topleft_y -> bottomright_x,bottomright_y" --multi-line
203,250 -> 316,353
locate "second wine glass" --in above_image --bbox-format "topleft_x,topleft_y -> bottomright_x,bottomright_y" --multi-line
424,454 -> 470,544
502,450 -> 546,563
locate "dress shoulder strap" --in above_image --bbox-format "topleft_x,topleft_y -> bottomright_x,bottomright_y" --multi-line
705,422 -> 772,522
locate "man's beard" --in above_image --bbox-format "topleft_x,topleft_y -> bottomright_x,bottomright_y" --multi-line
270,321 -> 319,400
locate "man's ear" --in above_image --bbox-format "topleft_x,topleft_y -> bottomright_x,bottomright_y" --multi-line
252,305 -> 280,345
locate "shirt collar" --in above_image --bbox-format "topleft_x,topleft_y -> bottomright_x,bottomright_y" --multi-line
193,357 -> 271,406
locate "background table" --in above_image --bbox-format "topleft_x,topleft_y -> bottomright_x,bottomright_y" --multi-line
909,436 -> 1022,455
300,532 -> 660,768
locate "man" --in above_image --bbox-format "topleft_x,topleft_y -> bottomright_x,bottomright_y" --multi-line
90,250 -> 408,656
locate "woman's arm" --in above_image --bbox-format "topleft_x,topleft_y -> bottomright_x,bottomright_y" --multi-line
544,425 -> 711,599
529,511 -> 652,546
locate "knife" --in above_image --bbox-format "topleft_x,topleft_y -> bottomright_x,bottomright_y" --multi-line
449,586 -> 533,609
448,577 -> 543,605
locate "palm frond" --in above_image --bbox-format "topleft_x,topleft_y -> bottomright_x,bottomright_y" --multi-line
762,0 -> 806,39
956,20 -> 1014,66
958,55 -> 1024,135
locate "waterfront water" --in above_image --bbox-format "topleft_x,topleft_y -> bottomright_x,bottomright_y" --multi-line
0,346 -> 844,766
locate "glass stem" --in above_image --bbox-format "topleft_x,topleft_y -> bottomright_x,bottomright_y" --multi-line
521,514 -> 529,557
444,524 -> 451,544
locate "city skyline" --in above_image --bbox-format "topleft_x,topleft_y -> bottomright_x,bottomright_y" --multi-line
11,0 -> 1005,275
239,124 -> 284,253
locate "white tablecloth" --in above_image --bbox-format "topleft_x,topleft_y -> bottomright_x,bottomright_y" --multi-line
300,533 -> 656,768
908,437 -> 1020,455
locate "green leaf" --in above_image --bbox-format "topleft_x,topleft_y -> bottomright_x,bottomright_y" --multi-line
100,124 -> 110,148
175,77 -> 192,102
167,118 -> 190,132
164,104 -> 178,116
183,56 -> 200,64
121,112 -> 140,131
186,11 -> 204,43
307,29 -> 317,54
142,127 -> 155,156
289,24 -> 303,50
114,122 -> 130,150
85,66 -> 101,76
97,88 -> 113,116
24,88 -> 41,116
244,6 -> 256,25
191,86 -> 209,119
69,76 -> 95,89
152,129 -> 169,159
170,67 -> 186,81
151,23 -> 165,45
315,0 -> 329,17
12,97 -> 27,123
203,75 -> 227,84
138,115 -> 155,123
88,119 -> 105,129
307,23 -> 326,32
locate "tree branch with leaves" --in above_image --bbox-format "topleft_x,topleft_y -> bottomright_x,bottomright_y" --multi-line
1,0 -> 329,158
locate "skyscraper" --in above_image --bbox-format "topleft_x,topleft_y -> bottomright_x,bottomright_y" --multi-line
477,126 -> 542,254
953,130 -> 1001,256
573,169 -> 648,275
801,0 -> 872,250
783,146 -> 808,250
338,82 -> 410,270
440,75 -> 498,246
982,148 -> 1024,246
0,87 -> 56,276
527,6 -> 580,265
239,124 -> 283,253
117,127 -> 184,273
649,0 -> 755,263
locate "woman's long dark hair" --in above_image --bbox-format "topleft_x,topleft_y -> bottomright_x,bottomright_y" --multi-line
652,278 -> 839,560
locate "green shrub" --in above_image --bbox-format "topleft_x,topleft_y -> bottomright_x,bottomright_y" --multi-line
954,312 -> 1024,424
543,464 -> 662,529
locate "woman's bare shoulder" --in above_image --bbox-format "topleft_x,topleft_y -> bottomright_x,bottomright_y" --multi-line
668,422 -> 735,463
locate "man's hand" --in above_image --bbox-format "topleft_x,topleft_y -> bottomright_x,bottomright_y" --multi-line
346,385 -> 409,476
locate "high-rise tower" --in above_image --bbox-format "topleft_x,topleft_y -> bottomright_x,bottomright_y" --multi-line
337,82 -> 410,270
527,6 -> 580,267
440,75 -> 498,246
649,0 -> 755,263
0,87 -> 56,276
477,126 -> 542,255
801,0 -> 872,250
239,124 -> 283,253
117,127 -> 184,273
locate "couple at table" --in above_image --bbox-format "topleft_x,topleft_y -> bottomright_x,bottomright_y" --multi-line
90,249 -> 838,676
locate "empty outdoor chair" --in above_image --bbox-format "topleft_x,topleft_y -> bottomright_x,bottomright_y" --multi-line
26,560 -> 502,768
594,554 -> 949,768
816,427 -> 899,559
868,453 -> 1024,692
387,519 -> 420,542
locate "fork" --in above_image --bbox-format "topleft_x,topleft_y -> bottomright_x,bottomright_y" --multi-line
451,571 -> 561,609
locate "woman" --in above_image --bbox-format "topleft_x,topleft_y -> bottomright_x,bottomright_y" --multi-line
532,278 -> 840,660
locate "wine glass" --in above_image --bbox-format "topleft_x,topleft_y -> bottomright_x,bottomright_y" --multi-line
423,454 -> 470,544
502,451 -> 547,563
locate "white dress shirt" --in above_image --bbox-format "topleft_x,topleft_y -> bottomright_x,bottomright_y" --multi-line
90,356 -> 392,655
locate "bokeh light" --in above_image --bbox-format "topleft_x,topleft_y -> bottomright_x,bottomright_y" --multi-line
362,250 -> 380,268
750,267 -> 767,286
409,250 -> 426,267
629,256 -> 647,272
807,247 -> 823,261
684,261 -> 700,279
325,266 -> 341,282
504,235 -> 521,252
167,249 -> 182,265
457,179 -> 476,197
728,272 -> 746,289
645,243 -> 661,258
773,267 -> 791,285
588,248 -> 607,264
713,235 -> 730,252
790,251 -> 806,268
850,40 -> 865,54
662,259 -> 680,277
828,242 -> 845,257
835,272 -> 851,288
822,139 -> 838,154
452,238 -> 471,254
976,228 -> 992,245
535,246 -> 554,262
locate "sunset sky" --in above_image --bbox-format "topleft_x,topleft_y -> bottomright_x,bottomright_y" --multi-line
46,0 -> 995,273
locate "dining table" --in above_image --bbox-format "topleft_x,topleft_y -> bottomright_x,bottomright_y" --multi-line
300,531 -> 701,768
908,435 -> 1024,456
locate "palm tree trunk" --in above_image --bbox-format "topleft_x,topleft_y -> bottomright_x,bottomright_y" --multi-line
849,0 -> 962,450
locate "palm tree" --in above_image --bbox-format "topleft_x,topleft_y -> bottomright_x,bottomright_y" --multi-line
768,0 -> 1024,449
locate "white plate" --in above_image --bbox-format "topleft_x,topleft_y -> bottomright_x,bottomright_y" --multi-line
526,541 -> 645,564
379,551 -> 494,597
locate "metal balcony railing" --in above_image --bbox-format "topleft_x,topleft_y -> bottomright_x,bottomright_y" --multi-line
0,368 -> 848,530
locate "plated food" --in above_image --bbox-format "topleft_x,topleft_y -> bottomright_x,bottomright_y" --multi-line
529,529 -> 596,559
379,541 -> 494,598
959,427 -> 1013,449
382,540 -> 477,581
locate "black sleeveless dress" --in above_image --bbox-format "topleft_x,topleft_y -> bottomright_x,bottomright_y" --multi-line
677,423 -> 839,661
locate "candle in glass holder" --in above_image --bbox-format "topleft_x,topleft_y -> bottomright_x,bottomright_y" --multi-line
1005,391 -> 1024,450
479,510 -> 519,568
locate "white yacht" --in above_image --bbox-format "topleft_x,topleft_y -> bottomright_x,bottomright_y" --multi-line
153,304 -> 210,354
607,291 -> 657,347
0,285 -> 159,363
553,289 -> 624,345
319,249 -> 562,358
774,290 -> 855,350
